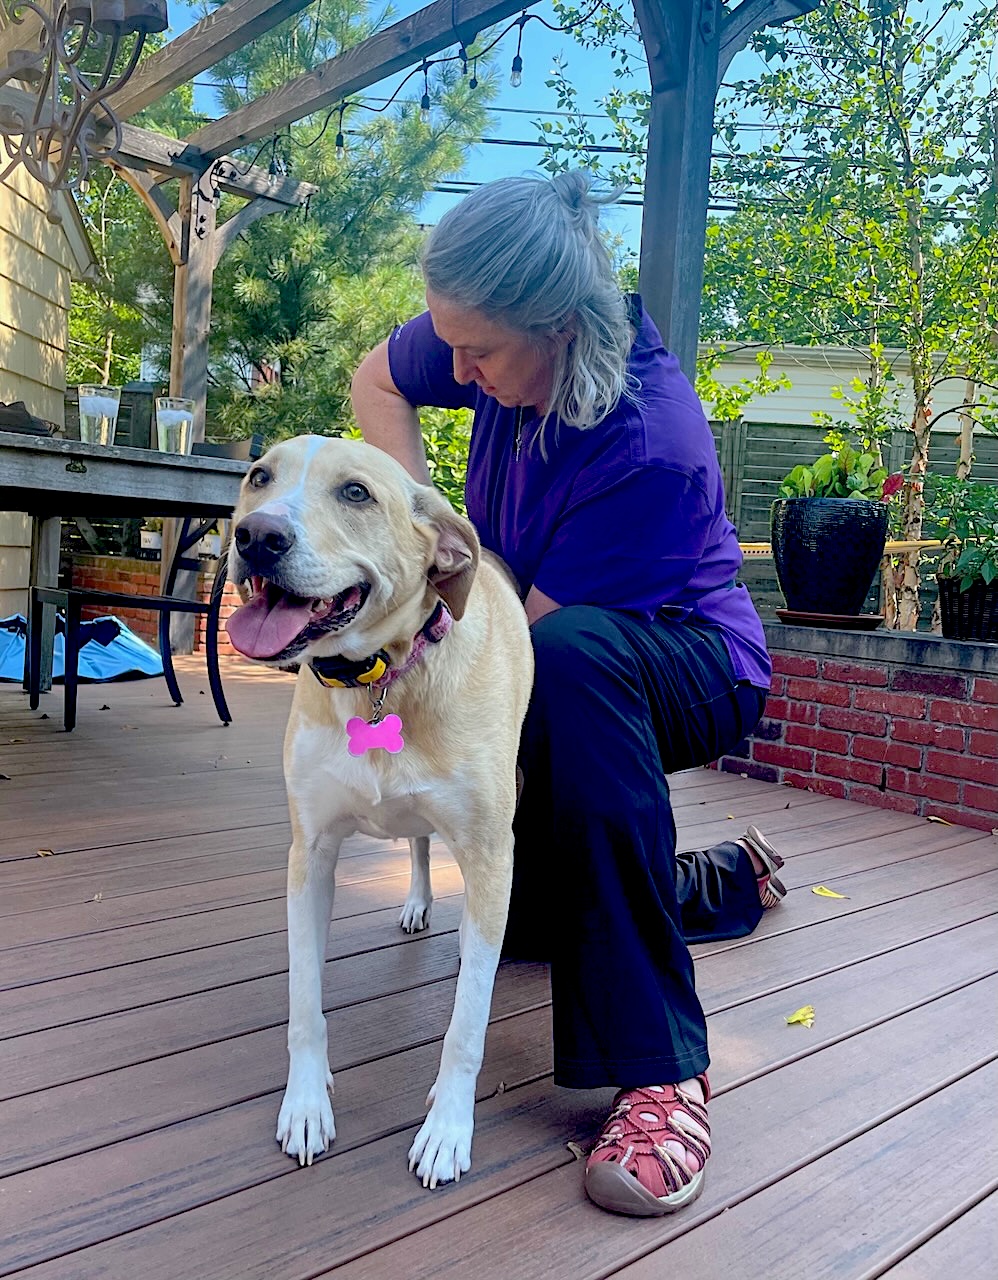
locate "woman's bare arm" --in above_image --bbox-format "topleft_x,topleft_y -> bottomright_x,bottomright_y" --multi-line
351,340 -> 431,484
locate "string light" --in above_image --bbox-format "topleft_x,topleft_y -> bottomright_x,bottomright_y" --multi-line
335,104 -> 346,160
510,13 -> 526,88
459,43 -> 469,76
419,61 -> 431,125
469,57 -> 479,90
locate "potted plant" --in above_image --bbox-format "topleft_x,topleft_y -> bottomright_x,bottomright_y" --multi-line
140,518 -> 163,556
771,445 -> 903,618
923,477 -> 998,642
195,524 -> 223,558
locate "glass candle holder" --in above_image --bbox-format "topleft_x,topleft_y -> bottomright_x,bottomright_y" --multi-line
78,385 -> 121,446
155,397 -> 196,453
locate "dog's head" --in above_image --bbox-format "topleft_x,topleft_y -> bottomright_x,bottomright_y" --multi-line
226,435 -> 479,666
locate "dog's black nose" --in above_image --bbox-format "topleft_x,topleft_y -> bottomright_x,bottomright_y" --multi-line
234,512 -> 296,572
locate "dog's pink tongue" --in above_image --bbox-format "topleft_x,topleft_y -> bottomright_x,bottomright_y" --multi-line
226,591 -> 313,659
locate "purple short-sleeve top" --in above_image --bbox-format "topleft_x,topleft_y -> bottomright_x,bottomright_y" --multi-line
387,296 -> 771,691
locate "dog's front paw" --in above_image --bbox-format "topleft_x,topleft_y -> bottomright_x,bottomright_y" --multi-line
399,894 -> 432,933
407,1086 -> 474,1189
276,1066 -> 335,1166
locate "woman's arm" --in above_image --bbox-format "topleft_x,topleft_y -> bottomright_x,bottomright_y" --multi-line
351,340 -> 432,484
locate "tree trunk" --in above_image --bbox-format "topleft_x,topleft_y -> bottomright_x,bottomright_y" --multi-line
102,328 -> 113,385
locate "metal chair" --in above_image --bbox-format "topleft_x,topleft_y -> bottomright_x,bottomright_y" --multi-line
27,436 -> 261,732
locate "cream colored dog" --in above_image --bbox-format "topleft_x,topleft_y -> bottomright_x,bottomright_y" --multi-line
225,435 -> 532,1188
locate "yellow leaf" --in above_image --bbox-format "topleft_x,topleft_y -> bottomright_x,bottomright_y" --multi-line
786,1005 -> 815,1028
36,848 -> 53,857
927,815 -> 953,825
726,814 -> 735,820
566,1141 -> 586,1161
812,885 -> 849,899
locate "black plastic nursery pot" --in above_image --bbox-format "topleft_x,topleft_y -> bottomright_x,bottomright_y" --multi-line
771,497 -> 889,616
937,575 -> 998,642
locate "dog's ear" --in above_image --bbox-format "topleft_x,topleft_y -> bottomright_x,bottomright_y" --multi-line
412,486 -> 480,620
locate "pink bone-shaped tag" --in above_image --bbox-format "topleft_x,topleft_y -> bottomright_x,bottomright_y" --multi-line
346,713 -> 405,756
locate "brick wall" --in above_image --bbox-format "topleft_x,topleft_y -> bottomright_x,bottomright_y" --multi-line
69,556 -> 242,656
719,624 -> 998,833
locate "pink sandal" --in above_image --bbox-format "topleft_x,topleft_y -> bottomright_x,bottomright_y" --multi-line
584,1075 -> 711,1216
740,825 -> 787,909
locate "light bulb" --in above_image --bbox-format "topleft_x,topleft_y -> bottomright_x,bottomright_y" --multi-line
420,92 -> 431,125
335,131 -> 345,160
510,54 -> 523,88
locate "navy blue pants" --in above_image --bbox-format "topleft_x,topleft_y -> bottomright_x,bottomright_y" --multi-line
507,605 -> 766,1089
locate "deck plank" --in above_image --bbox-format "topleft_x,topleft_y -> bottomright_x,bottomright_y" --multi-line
1,659 -> 995,1280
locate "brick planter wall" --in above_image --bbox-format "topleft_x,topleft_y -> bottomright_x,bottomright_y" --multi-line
69,556 -> 242,656
718,622 -> 998,833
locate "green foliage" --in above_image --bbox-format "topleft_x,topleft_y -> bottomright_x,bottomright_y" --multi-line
695,347 -> 791,425
778,445 -> 891,502
923,476 -> 998,590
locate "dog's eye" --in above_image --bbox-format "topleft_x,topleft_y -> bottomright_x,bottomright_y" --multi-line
248,467 -> 270,489
340,482 -> 372,504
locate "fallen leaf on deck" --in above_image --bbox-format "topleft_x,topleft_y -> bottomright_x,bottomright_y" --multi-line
726,814 -> 735,820
99,704 -> 110,711
37,848 -> 53,857
0,773 -> 10,780
92,892 -> 103,902
811,885 -> 849,899
786,1005 -> 815,1028
926,815 -> 953,825
566,1142 -> 586,1161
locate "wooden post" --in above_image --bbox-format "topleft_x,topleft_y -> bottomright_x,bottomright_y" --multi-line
162,174 -> 216,651
634,0 -> 721,379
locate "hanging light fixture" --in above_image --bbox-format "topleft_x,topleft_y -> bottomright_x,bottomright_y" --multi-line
0,1 -> 168,193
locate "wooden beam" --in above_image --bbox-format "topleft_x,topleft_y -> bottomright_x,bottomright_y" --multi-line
718,0 -> 821,83
110,162 -> 185,265
0,85 -> 313,204
212,195 -> 286,269
186,0 -> 527,159
111,0 -> 316,121
0,11 -> 42,65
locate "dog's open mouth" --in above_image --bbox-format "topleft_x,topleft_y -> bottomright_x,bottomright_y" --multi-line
226,577 -> 370,661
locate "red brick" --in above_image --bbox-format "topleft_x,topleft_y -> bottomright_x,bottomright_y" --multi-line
786,678 -> 851,706
786,724 -> 849,754
963,784 -> 998,814
971,678 -> 998,705
783,771 -> 847,799
926,750 -> 998,786
819,707 -> 888,737
772,654 -> 819,678
969,730 -> 998,759
852,738 -> 923,769
891,670 -> 969,698
891,719 -> 965,750
823,661 -> 888,686
816,753 -> 883,786
930,700 -> 998,731
847,785 -> 919,814
924,806 -> 996,833
854,689 -> 926,718
753,742 -> 815,771
768,674 -> 786,697
885,769 -> 960,804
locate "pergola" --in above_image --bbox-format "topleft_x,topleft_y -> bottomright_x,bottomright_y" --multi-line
2,0 -> 821,426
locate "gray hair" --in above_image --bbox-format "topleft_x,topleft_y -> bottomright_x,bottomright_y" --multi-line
420,171 -> 637,441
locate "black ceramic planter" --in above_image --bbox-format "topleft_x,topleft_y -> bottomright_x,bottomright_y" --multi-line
937,576 -> 998,642
771,497 -> 889,616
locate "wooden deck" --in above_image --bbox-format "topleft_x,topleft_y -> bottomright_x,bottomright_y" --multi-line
1,659 -> 997,1279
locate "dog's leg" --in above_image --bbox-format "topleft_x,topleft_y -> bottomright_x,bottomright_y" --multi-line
277,833 -> 341,1166
400,835 -> 433,933
408,831 -> 513,1188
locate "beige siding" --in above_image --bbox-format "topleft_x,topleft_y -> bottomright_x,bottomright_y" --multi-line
702,344 -> 967,430
1,170 -> 75,616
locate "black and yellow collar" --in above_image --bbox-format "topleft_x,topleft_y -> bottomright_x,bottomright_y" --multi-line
309,601 -> 452,690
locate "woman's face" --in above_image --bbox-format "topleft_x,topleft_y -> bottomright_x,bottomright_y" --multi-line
426,289 -> 559,412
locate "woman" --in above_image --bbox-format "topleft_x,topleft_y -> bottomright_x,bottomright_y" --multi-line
351,171 -> 781,1217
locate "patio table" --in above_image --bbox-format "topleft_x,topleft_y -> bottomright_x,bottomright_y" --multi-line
0,431 -> 247,692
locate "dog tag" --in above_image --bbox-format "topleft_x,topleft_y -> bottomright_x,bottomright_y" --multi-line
346,713 -> 405,756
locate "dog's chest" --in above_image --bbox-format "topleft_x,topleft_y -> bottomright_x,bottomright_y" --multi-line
288,722 -> 439,839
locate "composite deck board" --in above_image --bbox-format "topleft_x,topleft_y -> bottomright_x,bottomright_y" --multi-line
1,659 -> 995,1279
